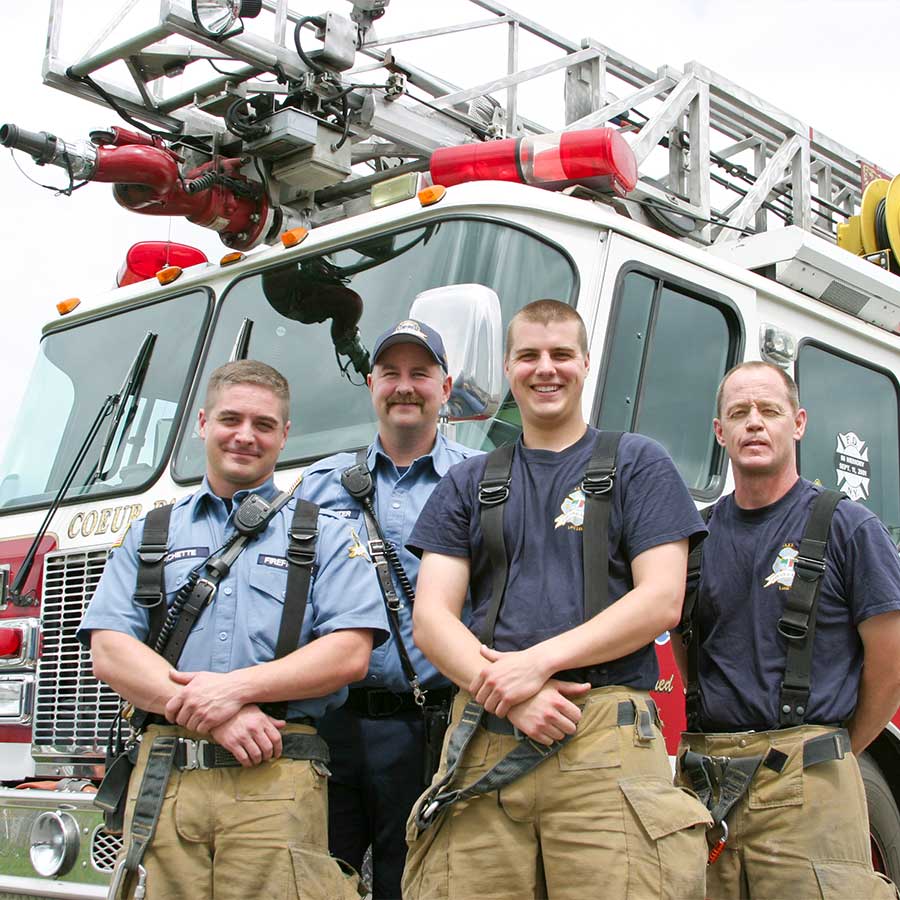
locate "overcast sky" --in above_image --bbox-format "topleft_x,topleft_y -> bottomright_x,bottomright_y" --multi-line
0,0 -> 898,461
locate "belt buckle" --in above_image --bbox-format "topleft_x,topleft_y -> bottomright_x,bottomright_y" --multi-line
179,737 -> 211,771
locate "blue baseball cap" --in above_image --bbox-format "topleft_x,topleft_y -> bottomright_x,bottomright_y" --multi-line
372,319 -> 448,371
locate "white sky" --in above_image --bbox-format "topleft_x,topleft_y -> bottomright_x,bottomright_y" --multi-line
0,0 -> 898,460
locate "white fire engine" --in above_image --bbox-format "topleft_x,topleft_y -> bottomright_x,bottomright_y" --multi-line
1,1 -> 899,895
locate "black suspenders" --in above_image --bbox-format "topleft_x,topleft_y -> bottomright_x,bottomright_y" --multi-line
131,497 -> 320,719
683,488 -> 845,731
413,430 -> 625,834
477,430 -> 624,646
776,489 -> 845,727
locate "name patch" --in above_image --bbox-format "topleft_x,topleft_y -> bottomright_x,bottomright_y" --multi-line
165,546 -> 209,564
331,509 -> 359,519
257,554 -> 289,570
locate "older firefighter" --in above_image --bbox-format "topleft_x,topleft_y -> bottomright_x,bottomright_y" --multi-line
79,360 -> 388,900
403,300 -> 712,899
297,319 -> 478,899
674,360 -> 900,897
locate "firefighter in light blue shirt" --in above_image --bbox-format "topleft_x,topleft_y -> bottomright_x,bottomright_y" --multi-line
79,361 -> 388,900
299,320 -> 479,900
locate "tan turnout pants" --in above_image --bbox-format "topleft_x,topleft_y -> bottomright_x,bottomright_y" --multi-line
115,723 -> 360,900
404,686 -> 713,900
677,726 -> 897,900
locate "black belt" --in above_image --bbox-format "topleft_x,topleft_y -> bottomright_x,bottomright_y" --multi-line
698,719 -> 841,734
172,731 -> 328,771
554,666 -> 617,687
681,728 -> 851,835
345,686 -> 455,718
483,698 -> 659,736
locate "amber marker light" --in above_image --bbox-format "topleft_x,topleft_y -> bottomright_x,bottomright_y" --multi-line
220,251 -> 245,266
56,298 -> 81,316
156,266 -> 183,285
281,227 -> 309,248
418,185 -> 446,207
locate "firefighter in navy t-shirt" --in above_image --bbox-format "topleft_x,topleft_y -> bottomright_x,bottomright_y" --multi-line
673,360 -> 900,899
402,300 -> 712,900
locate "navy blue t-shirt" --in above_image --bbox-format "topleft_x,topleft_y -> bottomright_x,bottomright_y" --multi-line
697,478 -> 900,730
408,428 -> 706,690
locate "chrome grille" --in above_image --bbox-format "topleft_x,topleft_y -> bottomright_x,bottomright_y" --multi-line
91,826 -> 122,872
33,548 -> 119,755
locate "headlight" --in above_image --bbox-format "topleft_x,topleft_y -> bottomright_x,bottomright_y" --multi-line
30,811 -> 80,877
0,674 -> 34,721
191,0 -> 262,39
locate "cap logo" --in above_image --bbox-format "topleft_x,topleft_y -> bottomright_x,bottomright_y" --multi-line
392,320 -> 425,338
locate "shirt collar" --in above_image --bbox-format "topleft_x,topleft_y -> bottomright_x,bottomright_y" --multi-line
369,431 -> 454,477
189,475 -> 280,520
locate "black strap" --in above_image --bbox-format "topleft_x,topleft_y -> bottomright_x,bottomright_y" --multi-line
477,443 -> 515,646
172,730 -> 328,769
341,449 -> 425,703
262,500 -> 319,721
107,735 -> 179,898
413,700 -> 571,832
133,504 -> 173,649
683,489 -> 845,732
777,489 -> 845,727
477,432 -> 622,647
582,431 -> 623,620
683,504 -> 715,732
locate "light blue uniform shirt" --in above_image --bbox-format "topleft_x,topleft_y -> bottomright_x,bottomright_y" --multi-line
298,432 -> 479,693
78,477 -> 389,721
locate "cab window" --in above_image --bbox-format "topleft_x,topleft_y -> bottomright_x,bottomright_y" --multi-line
796,342 -> 900,542
596,268 -> 740,494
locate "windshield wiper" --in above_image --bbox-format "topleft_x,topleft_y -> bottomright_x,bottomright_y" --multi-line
230,318 -> 253,362
7,334 -> 160,604
6,333 -> 159,605
88,331 -> 157,486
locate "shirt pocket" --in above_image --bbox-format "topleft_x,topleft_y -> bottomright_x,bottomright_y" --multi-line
162,559 -> 208,635
247,565 -> 290,656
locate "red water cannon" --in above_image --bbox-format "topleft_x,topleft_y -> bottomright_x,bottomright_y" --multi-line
0,123 -> 272,250
429,127 -> 638,197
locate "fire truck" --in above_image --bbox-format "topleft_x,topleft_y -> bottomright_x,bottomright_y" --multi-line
1,0 -> 899,895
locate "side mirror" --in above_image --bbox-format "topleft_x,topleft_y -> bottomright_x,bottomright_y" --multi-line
410,284 -> 503,421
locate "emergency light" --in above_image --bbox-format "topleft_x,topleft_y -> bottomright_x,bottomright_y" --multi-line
117,242 -> 208,287
0,627 -> 22,658
429,128 -> 638,197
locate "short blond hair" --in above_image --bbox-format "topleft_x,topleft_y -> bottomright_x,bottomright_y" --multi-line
205,360 -> 290,423
505,300 -> 587,359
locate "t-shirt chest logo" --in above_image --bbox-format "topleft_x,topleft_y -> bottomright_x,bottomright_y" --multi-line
763,543 -> 798,590
554,488 -> 585,530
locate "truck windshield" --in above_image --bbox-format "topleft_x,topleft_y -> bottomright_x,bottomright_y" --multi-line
174,218 -> 576,478
0,290 -> 209,511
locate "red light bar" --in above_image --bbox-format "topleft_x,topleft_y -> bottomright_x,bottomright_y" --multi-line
117,241 -> 208,287
0,627 -> 22,658
430,128 -> 638,197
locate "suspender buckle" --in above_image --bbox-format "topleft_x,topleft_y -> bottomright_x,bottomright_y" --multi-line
288,527 -> 318,567
776,616 -> 808,641
582,467 -> 616,495
133,589 -> 164,609
368,539 -> 386,557
137,543 -> 167,566
793,554 -> 827,579
478,480 -> 510,506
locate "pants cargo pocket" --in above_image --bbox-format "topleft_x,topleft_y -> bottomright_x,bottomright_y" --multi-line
402,807 -> 450,900
620,776 -> 712,900
813,859 -> 897,899
288,845 -> 361,900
